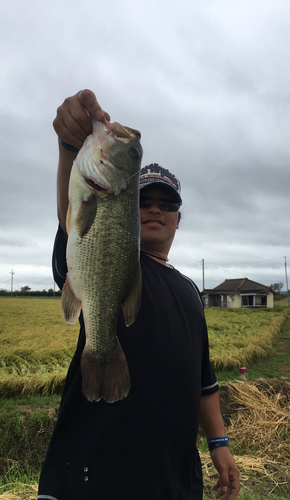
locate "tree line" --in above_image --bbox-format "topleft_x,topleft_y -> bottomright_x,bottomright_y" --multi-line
0,286 -> 61,297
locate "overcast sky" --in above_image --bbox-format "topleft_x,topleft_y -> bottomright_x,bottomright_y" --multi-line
1,0 -> 290,292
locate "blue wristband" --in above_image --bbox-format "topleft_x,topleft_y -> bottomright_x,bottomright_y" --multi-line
59,138 -> 79,153
207,436 -> 229,452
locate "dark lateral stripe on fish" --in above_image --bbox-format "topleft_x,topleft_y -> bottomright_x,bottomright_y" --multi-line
76,194 -> 97,238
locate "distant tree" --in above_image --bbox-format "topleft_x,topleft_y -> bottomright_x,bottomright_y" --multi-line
270,282 -> 284,294
20,286 -> 31,292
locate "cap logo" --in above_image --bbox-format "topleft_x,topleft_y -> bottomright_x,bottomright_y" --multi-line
139,163 -> 181,201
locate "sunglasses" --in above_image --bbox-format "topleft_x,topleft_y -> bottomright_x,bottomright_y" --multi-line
139,197 -> 180,212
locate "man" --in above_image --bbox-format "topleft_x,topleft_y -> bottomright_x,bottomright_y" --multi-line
38,90 -> 240,500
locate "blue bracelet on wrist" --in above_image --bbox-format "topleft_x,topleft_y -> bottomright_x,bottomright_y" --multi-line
59,138 -> 80,153
207,436 -> 229,452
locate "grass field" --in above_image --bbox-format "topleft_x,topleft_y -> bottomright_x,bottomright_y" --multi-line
205,307 -> 288,370
0,297 -> 79,396
0,298 -> 288,395
0,297 -> 290,499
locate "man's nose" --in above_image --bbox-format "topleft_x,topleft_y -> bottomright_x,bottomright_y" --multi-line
147,201 -> 161,212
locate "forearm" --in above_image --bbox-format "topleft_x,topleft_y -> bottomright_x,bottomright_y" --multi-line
57,143 -> 78,232
199,391 -> 226,438
200,391 -> 240,498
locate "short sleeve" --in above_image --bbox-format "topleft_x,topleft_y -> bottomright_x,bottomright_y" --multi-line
201,321 -> 219,397
52,224 -> 68,290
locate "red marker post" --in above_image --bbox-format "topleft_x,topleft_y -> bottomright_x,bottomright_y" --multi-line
239,367 -> 248,378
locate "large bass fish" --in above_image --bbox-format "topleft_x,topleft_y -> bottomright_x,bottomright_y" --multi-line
62,118 -> 143,403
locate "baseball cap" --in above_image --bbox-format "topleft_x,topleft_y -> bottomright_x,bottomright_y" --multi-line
139,163 -> 182,204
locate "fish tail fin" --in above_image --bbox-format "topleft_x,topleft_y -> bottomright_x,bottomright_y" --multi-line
61,278 -> 81,323
81,341 -> 131,403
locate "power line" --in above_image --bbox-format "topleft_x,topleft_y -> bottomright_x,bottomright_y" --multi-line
212,257 -> 286,267
183,256 -> 289,291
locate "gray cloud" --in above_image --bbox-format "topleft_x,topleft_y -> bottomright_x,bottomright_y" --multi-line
0,0 -> 289,292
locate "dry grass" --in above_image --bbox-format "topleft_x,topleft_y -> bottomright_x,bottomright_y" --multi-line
205,308 -> 289,370
0,484 -> 38,500
0,373 -> 66,397
0,298 -> 79,396
227,380 -> 290,463
201,380 -> 290,492
274,297 -> 290,307
0,299 -> 289,395
201,452 -> 288,488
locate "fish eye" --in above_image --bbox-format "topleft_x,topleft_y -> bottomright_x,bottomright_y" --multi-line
129,147 -> 140,159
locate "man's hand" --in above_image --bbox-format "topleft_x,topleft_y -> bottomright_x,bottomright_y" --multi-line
53,89 -> 111,150
210,446 -> 240,499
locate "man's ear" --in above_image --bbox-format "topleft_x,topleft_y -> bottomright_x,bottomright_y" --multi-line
177,211 -> 181,228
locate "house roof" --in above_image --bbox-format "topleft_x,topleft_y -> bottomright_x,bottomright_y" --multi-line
203,278 -> 272,295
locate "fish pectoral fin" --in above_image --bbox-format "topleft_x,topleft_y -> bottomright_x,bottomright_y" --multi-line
66,200 -> 72,234
61,278 -> 82,324
76,193 -> 97,238
122,267 -> 142,327
81,342 -> 131,403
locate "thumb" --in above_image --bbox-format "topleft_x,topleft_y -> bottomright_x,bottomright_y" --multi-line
79,89 -> 111,122
213,477 -> 228,495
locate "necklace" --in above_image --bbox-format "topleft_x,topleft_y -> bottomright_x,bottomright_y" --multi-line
144,251 -> 169,262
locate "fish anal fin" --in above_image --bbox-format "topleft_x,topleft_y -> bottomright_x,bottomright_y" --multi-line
81,341 -> 130,403
61,278 -> 81,324
76,193 -> 97,238
122,267 -> 142,327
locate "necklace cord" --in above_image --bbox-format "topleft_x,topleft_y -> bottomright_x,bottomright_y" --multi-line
143,251 -> 168,262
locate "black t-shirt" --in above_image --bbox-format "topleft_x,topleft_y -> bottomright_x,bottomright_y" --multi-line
38,226 -> 218,500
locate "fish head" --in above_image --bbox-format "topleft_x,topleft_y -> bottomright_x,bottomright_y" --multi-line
76,119 -> 143,196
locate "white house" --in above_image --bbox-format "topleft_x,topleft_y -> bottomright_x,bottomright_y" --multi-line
202,278 -> 274,308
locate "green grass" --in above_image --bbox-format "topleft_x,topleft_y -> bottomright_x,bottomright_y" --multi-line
0,395 -> 60,481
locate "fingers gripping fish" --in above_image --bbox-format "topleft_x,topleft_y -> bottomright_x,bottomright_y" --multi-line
62,118 -> 143,403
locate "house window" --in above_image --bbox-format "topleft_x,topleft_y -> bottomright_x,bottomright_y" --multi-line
260,295 -> 267,306
242,295 -> 253,307
241,294 -> 267,307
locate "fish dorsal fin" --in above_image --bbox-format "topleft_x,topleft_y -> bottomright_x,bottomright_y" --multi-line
122,267 -> 142,327
62,277 -> 82,324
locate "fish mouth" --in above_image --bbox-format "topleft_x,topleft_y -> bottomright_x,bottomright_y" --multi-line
84,177 -> 107,192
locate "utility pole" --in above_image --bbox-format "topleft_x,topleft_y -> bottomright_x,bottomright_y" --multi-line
202,259 -> 205,291
284,256 -> 290,307
9,270 -> 15,297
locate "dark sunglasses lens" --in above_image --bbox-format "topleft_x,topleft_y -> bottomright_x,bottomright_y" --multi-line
164,202 -> 180,212
140,198 -> 180,212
